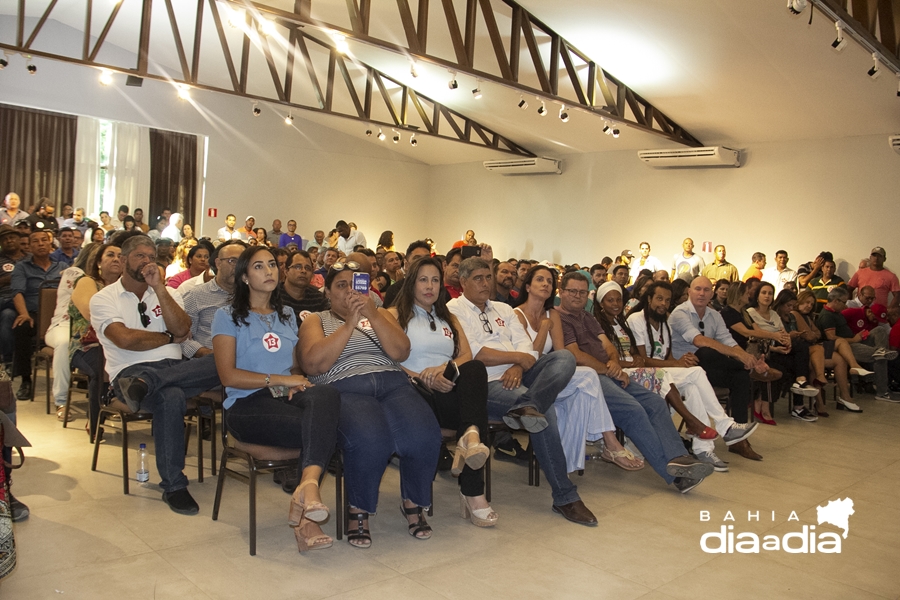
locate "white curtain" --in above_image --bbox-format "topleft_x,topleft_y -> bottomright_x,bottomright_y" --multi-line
73,116 -> 100,214
106,122 -> 150,215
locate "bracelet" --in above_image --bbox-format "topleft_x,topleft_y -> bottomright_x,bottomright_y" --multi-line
265,374 -> 271,387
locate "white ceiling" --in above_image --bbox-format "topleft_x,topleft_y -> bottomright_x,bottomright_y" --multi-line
5,0 -> 900,163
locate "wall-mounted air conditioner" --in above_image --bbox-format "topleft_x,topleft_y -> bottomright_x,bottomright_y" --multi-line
637,146 -> 741,168
890,135 -> 900,155
483,157 -> 562,175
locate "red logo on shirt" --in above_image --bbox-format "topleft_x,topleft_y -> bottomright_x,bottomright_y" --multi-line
152,305 -> 162,317
358,319 -> 371,329
443,327 -> 453,338
263,333 -> 281,350
495,317 -> 505,327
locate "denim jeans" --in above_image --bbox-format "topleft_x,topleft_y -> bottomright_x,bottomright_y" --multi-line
330,370 -> 441,514
850,328 -> 890,395
431,360 -> 489,497
72,346 -> 106,442
226,385 -> 341,474
112,355 -> 221,493
486,351 -> 579,506
0,302 -> 16,364
599,375 -> 686,485
12,311 -> 36,380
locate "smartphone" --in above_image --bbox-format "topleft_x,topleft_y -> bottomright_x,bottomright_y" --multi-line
461,246 -> 482,259
443,360 -> 460,383
352,272 -> 370,293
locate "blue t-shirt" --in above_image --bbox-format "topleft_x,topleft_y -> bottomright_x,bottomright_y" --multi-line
279,233 -> 303,248
211,306 -> 298,408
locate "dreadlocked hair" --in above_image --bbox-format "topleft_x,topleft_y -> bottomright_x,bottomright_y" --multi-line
593,293 -> 638,361
628,281 -> 673,359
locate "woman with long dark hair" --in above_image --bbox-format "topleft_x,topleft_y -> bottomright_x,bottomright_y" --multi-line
517,265 -> 642,471
297,256 -> 440,548
388,257 -> 497,527
212,246 -> 341,553
376,230 -> 394,253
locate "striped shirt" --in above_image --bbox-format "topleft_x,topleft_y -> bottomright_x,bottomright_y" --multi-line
308,310 -> 400,385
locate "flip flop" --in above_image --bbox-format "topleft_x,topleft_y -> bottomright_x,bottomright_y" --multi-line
600,447 -> 644,471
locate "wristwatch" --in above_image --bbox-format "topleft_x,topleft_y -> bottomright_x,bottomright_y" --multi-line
164,330 -> 174,344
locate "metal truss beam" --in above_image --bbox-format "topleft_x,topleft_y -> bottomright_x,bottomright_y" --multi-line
236,0 -> 704,147
0,0 -> 534,157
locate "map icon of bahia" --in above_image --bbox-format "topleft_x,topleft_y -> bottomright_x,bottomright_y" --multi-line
816,497 -> 855,539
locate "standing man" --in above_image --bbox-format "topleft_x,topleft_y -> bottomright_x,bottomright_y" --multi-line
278,220 -> 302,248
217,214 -> 242,242
743,252 -> 766,281
133,208 -> 150,233
449,257 -> 598,525
701,245 -> 739,283
0,193 -> 29,227
848,247 -> 900,309
762,250 -> 797,291
630,242 -> 664,282
672,238 -> 706,282
267,219 -> 284,246
669,277 -> 767,461
335,220 -> 366,254
50,227 -> 80,266
90,235 -> 221,514
236,216 -> 255,240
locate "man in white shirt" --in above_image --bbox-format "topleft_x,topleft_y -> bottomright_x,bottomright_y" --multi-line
90,235 -> 221,515
762,250 -> 798,291
217,214 -> 242,243
335,220 -> 366,254
448,257 -> 597,526
672,238 -> 706,282
630,242 -> 664,282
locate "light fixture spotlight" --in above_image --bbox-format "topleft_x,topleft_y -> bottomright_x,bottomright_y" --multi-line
559,104 -> 569,122
177,84 -> 190,100
787,0 -> 807,15
99,69 -> 113,86
603,124 -> 611,134
259,18 -> 277,37
410,61 -> 418,78
868,53 -> 881,80
448,71 -> 458,89
392,130 -> 400,143
472,86 -> 482,99
537,101 -> 547,116
410,133 -> 417,146
612,128 -> 620,138
0,57 -> 8,70
227,6 -> 245,29
377,128 -> 385,141
284,112 -> 294,125
831,23 -> 846,51
333,33 -> 349,54
365,128 -> 373,136
517,96 -> 528,110
897,76 -> 900,97
252,102 -> 261,116
26,62 -> 36,75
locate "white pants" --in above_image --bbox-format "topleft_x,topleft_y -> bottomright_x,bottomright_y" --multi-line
555,366 -> 615,473
44,322 -> 71,407
665,366 -> 734,453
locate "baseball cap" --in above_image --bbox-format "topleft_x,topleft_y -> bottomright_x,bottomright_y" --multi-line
870,303 -> 888,323
245,215 -> 255,221
871,246 -> 886,258
0,224 -> 16,238
621,249 -> 634,258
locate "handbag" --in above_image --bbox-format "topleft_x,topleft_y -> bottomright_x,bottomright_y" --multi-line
0,366 -> 14,415
0,421 -> 17,581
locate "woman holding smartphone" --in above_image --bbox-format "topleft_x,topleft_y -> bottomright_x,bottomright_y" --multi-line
212,246 -> 341,553
388,257 -> 498,528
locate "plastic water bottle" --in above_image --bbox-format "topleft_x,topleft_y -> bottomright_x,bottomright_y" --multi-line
136,443 -> 149,483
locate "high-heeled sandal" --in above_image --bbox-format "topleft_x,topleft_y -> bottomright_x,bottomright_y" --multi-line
289,480 -> 329,527
400,501 -> 433,540
293,517 -> 333,552
459,492 -> 498,527
452,427 -> 490,476
347,510 -> 372,549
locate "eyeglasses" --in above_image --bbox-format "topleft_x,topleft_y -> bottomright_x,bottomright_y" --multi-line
288,264 -> 312,272
219,257 -> 238,266
137,301 -> 151,328
478,312 -> 493,334
697,320 -> 705,336
331,261 -> 361,272
562,288 -> 589,298
425,311 -> 436,332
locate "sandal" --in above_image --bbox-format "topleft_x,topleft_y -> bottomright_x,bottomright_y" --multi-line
401,501 -> 433,540
57,407 -> 75,422
452,426 -> 490,475
293,517 -> 333,552
600,447 -> 644,471
347,510 -> 372,549
289,480 -> 329,527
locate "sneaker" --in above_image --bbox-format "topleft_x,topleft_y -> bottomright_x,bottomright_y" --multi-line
9,494 -> 29,522
835,397 -> 863,413
666,455 -> 715,480
493,438 -> 529,463
273,466 -> 299,494
696,451 -> 729,473
873,348 -> 899,361
116,377 -> 148,412
876,392 -> 900,403
790,382 -> 819,397
162,488 -> 199,515
723,422 -> 758,446
673,476 -> 704,494
15,380 -> 32,400
790,406 -> 818,422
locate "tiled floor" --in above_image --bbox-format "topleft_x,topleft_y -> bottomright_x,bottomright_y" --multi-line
3,385 -> 899,599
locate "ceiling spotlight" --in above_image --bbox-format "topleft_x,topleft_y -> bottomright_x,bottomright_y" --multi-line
177,84 -> 190,100
868,53 -> 881,80
831,23 -> 846,51
332,33 -> 349,54
537,101 -> 547,116
612,128 -> 620,138
410,61 -> 418,78
517,96 -> 528,110
365,128 -> 373,136
284,112 -> 294,125
448,72 -> 458,90
377,128 -> 385,141
787,0 -> 807,15
472,86 -> 482,99
226,6 -> 245,28
258,18 -> 277,37
0,58 -> 8,70
99,69 -> 113,86
26,62 -> 36,75
410,133 -> 417,147
896,76 -> 900,97
559,104 -> 569,122
392,130 -> 400,143
252,102 -> 261,116
603,124 -> 611,135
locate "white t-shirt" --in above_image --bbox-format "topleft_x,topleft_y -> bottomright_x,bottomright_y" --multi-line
761,267 -> 798,291
627,311 -> 671,360
630,256 -> 664,281
672,253 -> 706,282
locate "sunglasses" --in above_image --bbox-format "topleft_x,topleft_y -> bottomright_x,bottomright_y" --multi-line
426,311 -> 436,332
331,261 -> 361,272
478,312 -> 493,334
137,301 -> 151,328
698,320 -> 705,336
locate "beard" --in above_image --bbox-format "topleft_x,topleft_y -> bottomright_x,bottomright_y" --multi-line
650,305 -> 668,322
127,263 -> 147,282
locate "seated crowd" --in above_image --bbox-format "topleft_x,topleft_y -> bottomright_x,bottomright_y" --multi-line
3,193 -> 900,554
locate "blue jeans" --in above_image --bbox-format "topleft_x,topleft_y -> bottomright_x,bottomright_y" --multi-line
486,351 -> 579,506
112,355 -> 221,493
599,376 -> 686,485
331,370 -> 441,514
0,302 -> 16,364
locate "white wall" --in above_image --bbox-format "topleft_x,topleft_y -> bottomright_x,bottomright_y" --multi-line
426,135 -> 900,279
